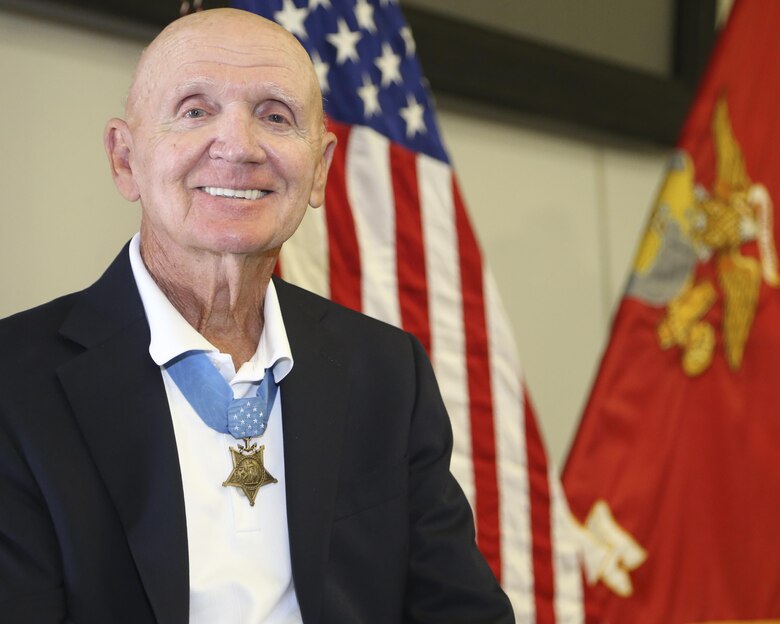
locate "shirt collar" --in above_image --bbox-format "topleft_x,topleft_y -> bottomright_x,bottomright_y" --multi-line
128,233 -> 293,384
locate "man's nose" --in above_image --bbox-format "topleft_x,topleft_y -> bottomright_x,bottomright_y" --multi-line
208,108 -> 267,164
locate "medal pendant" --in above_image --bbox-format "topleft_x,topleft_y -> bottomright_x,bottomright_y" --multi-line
222,438 -> 277,506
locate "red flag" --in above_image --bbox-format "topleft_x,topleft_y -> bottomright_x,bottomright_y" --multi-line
233,0 -> 584,619
563,1 -> 780,622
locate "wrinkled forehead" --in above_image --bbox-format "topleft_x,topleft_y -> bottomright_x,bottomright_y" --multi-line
160,36 -> 314,92
128,13 -> 320,117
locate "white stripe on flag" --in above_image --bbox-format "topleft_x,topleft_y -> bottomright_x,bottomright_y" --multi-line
346,126 -> 402,326
281,204 -> 330,299
484,269 -> 535,620
417,153 -> 475,509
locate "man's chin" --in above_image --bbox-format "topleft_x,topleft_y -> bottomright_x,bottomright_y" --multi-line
141,225 -> 282,266
194,232 -> 281,259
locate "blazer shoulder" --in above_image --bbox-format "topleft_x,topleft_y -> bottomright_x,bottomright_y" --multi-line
0,292 -> 81,343
0,241 -> 135,350
0,292 -> 83,372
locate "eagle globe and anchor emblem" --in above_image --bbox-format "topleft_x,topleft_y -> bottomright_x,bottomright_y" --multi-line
628,96 -> 779,376
572,96 -> 780,604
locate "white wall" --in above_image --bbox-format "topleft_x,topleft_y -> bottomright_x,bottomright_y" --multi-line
0,10 -> 142,308
0,8 -> 670,467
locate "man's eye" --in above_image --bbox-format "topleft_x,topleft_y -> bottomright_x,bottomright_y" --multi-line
184,108 -> 206,119
267,113 -> 288,124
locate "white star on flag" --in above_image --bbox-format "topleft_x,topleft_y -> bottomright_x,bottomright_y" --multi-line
399,93 -> 426,138
354,0 -> 376,33
358,73 -> 381,117
308,0 -> 330,9
400,26 -> 415,57
310,50 -> 330,93
274,0 -> 309,38
326,18 -> 362,64
375,42 -> 402,87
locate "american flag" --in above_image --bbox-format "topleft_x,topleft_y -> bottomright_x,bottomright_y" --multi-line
231,0 -> 583,619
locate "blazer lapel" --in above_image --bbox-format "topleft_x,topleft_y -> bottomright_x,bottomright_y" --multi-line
275,279 -> 350,624
56,247 -> 189,624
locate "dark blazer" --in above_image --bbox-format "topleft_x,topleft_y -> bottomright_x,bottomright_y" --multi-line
0,245 -> 513,624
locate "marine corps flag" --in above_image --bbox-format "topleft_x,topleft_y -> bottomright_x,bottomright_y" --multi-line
563,1 -> 780,622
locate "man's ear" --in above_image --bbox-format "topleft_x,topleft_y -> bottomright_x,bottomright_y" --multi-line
309,131 -> 337,209
104,118 -> 140,202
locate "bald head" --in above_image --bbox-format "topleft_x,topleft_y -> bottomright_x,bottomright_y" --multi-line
103,6 -> 337,264
126,8 -> 323,128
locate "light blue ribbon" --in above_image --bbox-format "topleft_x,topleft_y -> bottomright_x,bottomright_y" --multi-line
165,351 -> 277,439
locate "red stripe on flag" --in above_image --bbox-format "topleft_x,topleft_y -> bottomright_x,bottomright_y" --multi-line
524,389 -> 557,624
390,142 -> 431,354
325,120 -> 362,311
452,176 -> 502,580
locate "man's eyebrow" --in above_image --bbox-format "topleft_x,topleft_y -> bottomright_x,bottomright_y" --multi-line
264,83 -> 305,114
171,77 -> 221,98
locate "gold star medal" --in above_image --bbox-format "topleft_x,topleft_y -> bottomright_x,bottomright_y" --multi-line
222,438 -> 278,506
163,353 -> 280,505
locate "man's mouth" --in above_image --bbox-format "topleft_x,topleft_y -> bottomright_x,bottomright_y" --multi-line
200,187 -> 269,200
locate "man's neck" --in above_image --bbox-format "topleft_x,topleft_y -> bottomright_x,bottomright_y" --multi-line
140,236 -> 277,370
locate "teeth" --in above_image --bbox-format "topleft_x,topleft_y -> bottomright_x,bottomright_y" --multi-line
202,187 -> 267,200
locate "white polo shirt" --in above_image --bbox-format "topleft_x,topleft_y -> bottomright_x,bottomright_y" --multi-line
128,234 -> 303,624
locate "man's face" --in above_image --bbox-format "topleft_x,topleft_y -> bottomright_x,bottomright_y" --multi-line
108,13 -> 335,260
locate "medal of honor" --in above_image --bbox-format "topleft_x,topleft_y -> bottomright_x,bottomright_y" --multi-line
165,353 -> 281,507
223,438 -> 278,506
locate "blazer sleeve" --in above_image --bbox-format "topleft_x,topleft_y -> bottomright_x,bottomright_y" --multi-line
403,334 -> 514,624
0,417 -> 69,623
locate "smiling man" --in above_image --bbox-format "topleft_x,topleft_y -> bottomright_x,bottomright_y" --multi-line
0,8 -> 513,624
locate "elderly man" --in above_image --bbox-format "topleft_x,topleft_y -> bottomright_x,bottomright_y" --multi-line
0,8 -> 513,624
